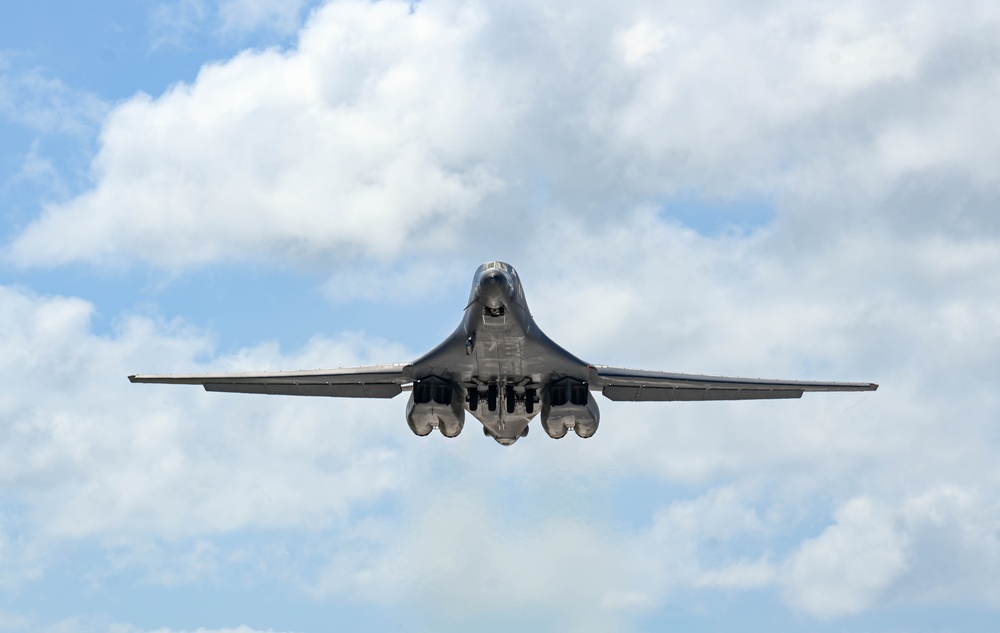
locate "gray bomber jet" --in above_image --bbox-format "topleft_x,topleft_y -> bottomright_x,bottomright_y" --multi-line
130,261 -> 878,445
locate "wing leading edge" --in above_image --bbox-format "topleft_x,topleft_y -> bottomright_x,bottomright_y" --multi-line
592,366 -> 878,402
128,364 -> 410,398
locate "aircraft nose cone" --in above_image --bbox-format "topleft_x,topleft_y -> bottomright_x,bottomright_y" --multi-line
479,270 -> 512,308
482,270 -> 505,287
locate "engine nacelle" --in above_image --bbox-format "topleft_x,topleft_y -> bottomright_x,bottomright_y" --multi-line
540,377 -> 600,439
406,376 -> 465,437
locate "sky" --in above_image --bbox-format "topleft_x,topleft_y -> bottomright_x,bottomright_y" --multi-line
1,0 -> 1000,631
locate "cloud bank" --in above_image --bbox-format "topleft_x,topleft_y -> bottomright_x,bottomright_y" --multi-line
12,0 -> 1000,268
4,0 -> 1000,630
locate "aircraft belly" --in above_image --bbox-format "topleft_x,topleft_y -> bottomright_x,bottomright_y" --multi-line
474,335 -> 524,380
471,408 -> 532,442
416,307 -> 593,443
128,261 -> 878,447
472,327 -> 583,382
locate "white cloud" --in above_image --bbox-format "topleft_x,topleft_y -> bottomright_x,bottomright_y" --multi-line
1,280 -> 801,628
613,21 -> 670,68
781,487 -> 1000,617
2,255 -> 1000,625
14,141 -> 60,188
151,0 -> 312,47
0,62 -> 107,136
36,623 -> 293,633
218,0 -> 311,35
13,0 -> 1000,268
892,487 -> 1000,604
304,482 -> 776,627
0,284 -> 413,543
14,0 -> 510,268
136,628 -> 291,633
5,0 -> 1000,627
696,560 -> 776,589
6,173 -> 1000,625
782,497 -> 909,617
150,0 -> 211,49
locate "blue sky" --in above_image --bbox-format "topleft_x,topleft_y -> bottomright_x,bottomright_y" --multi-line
2,1 -> 1000,632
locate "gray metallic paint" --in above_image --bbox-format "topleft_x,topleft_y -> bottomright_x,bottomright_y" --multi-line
129,261 -> 878,445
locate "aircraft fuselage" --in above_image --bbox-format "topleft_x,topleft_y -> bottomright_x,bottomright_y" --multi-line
407,261 -> 593,444
129,261 -> 877,445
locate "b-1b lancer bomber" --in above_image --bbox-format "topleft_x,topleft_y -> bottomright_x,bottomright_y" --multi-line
130,261 -> 878,445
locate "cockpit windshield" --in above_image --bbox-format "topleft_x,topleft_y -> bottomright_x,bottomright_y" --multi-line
474,260 -> 515,279
469,261 -> 525,309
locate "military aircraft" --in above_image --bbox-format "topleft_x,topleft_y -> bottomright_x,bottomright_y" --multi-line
130,261 -> 878,445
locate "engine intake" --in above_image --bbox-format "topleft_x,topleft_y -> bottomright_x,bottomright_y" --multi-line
540,377 -> 600,439
406,376 -> 465,437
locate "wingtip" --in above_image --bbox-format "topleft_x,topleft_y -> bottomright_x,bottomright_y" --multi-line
870,383 -> 879,391
128,375 -> 138,383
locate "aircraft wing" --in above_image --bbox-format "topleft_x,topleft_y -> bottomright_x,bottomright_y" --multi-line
128,364 -> 410,398
592,366 -> 878,402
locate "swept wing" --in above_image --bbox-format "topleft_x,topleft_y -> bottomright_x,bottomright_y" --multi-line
128,364 -> 409,398
129,261 -> 879,444
592,366 -> 877,402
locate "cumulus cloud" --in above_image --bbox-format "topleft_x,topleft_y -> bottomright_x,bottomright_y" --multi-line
6,0 -> 1000,628
304,483 -> 777,626
783,497 -> 909,616
0,284 -> 414,544
15,0 -> 510,267
12,0 -> 1000,269
0,282 -> 801,628
782,487 -> 1000,617
503,207 -> 1000,621
2,241 -> 1000,626
7,159 -> 1000,626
